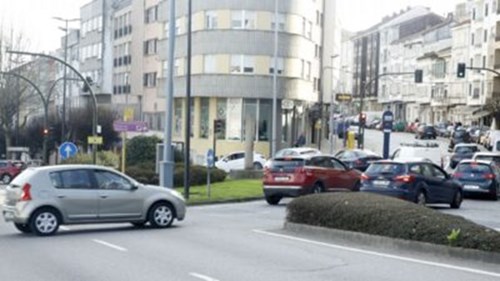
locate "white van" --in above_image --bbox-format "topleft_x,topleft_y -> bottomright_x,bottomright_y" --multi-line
391,142 -> 443,166
489,130 -> 500,152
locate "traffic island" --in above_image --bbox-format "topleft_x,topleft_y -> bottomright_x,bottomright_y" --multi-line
284,193 -> 500,263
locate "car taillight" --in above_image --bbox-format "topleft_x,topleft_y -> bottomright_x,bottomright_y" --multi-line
452,172 -> 463,178
360,173 -> 370,181
295,167 -> 313,177
20,183 -> 32,201
483,173 -> 496,180
394,175 -> 415,183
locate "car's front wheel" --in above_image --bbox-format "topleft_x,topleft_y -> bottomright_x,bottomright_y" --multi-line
312,182 -> 324,194
29,208 -> 60,236
1,174 -> 12,184
253,162 -> 263,170
148,202 -> 175,228
450,191 -> 462,209
14,223 -> 32,234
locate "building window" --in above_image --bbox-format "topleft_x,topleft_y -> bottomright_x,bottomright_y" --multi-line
271,13 -> 286,31
258,100 -> 271,141
199,98 -> 210,139
175,59 -> 182,76
472,8 -> 476,20
471,34 -> 475,45
145,5 -> 159,23
485,3 -> 489,16
231,10 -> 256,29
204,55 -> 216,73
301,59 -> 305,77
230,55 -> 254,74
216,98 -> 227,140
143,72 -> 157,87
174,98 -> 183,136
484,30 -> 488,42
206,11 -> 218,29
226,98 -> 243,140
306,61 -> 311,80
269,57 -> 284,75
483,55 -> 487,68
144,39 -> 158,55
307,21 -> 313,38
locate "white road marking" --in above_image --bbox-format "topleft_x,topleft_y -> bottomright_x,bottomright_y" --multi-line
92,239 -> 128,252
253,229 -> 500,278
189,272 -> 220,281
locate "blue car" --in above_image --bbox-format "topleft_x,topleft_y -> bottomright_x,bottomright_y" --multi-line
452,160 -> 500,200
360,160 -> 463,208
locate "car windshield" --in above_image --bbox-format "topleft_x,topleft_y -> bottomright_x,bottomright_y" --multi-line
455,163 -> 491,174
269,158 -> 305,171
453,130 -> 467,138
455,146 -> 477,154
475,156 -> 500,166
365,163 -> 405,175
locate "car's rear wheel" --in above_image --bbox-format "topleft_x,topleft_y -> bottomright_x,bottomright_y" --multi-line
14,223 -> 32,234
265,195 -> 281,205
450,191 -> 462,209
253,162 -> 263,170
1,174 -> 12,184
352,181 -> 361,192
312,182 -> 323,194
415,190 -> 427,206
148,202 -> 175,228
29,208 -> 60,236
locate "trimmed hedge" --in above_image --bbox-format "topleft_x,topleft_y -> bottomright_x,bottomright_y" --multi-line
61,151 -> 120,168
287,193 -> 500,252
126,163 -> 227,187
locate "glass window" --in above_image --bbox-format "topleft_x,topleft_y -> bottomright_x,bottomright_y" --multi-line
258,99 -> 271,141
216,98 -> 227,140
50,170 -> 93,189
226,98 -> 243,140
204,55 -> 216,73
199,98 -> 210,139
231,11 -> 243,28
330,158 -> 346,170
174,98 -> 183,136
206,11 -> 218,29
243,56 -> 254,73
94,170 -> 133,190
231,55 -> 242,73
269,57 -> 284,74
271,13 -> 286,31
242,99 -> 257,141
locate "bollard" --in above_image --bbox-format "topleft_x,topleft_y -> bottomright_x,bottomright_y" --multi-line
347,131 -> 355,149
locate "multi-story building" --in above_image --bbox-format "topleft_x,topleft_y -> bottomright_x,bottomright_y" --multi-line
154,0 -> 339,159
352,7 -> 443,113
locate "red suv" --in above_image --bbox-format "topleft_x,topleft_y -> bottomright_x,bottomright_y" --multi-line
0,160 -> 24,184
263,155 -> 362,205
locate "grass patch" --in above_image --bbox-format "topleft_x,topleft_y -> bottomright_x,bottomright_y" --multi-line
176,179 -> 263,204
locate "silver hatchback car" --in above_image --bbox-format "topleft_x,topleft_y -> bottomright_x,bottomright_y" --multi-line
2,165 -> 186,236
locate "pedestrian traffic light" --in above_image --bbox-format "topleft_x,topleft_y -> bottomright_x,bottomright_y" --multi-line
359,113 -> 367,126
414,69 -> 423,83
457,63 -> 466,78
214,119 -> 225,134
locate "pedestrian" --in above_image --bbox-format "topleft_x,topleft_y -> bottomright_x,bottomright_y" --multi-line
295,133 -> 306,147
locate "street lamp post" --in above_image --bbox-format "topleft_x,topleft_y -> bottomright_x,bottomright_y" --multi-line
53,17 -> 80,143
7,50 -> 99,164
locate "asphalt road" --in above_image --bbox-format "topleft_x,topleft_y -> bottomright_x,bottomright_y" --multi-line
1,191 -> 500,281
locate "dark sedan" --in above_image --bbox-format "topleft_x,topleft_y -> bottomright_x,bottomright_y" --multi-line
360,160 -> 463,208
335,149 -> 383,172
449,144 -> 480,169
415,125 -> 437,139
452,160 -> 500,200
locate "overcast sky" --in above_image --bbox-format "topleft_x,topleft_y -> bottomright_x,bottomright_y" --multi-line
0,0 -> 465,52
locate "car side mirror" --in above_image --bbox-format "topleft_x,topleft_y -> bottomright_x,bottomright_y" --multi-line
130,184 -> 139,191
448,148 -> 452,153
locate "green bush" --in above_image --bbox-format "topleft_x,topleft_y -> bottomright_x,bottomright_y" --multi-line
287,193 -> 500,252
126,136 -> 161,166
61,151 -> 119,168
126,163 -> 226,187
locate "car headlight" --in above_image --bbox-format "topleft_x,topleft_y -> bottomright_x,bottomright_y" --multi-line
171,189 -> 185,201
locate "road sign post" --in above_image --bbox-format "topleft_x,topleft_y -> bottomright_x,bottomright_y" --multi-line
206,149 -> 215,199
382,111 -> 394,159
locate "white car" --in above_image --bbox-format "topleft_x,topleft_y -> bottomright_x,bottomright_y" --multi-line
391,142 -> 443,167
215,152 -> 267,172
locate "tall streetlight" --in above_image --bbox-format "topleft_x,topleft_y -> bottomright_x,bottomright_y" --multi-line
53,17 -> 80,143
271,0 -> 279,158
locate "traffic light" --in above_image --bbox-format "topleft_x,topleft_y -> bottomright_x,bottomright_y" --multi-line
457,63 -> 466,78
214,119 -> 225,134
82,76 -> 94,92
414,69 -> 423,83
42,128 -> 49,137
359,113 -> 367,126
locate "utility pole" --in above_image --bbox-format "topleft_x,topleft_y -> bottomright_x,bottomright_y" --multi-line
271,0 -> 278,158
184,0 -> 192,199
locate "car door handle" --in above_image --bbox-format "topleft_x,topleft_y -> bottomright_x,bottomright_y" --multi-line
57,195 -> 66,199
100,195 -> 108,199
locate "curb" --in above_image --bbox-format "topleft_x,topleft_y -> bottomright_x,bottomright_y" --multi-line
187,197 -> 264,206
284,222 -> 500,265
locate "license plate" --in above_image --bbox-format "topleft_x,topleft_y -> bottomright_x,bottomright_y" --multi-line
464,185 -> 480,190
373,180 -> 389,186
274,176 -> 290,182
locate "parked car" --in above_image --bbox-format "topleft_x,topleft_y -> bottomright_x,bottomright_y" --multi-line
449,128 -> 471,150
452,160 -> 500,200
415,125 -> 437,139
472,152 -> 500,168
448,143 -> 480,169
2,165 -> 186,236
274,147 -> 321,158
215,151 -> 267,172
0,160 -> 25,184
391,142 -> 442,167
367,118 -> 381,129
334,149 -> 383,171
435,123 -> 451,138
360,159 -> 463,208
262,155 -> 362,205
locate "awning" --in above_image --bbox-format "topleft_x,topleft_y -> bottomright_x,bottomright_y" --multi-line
472,109 -> 492,119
